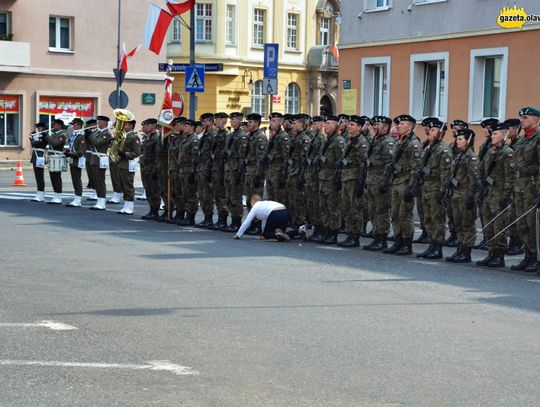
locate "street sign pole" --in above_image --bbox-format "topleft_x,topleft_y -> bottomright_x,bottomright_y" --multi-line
263,44 -> 279,114
189,5 -> 196,120
115,0 -> 122,109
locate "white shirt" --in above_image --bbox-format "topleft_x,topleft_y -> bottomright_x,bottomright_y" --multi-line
237,200 -> 286,237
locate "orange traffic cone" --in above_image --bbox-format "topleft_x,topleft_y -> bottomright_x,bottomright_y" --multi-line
12,160 -> 26,186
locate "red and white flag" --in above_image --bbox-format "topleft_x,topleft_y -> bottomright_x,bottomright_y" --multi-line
162,75 -> 174,110
120,43 -> 142,73
143,3 -> 173,55
331,43 -> 340,62
165,0 -> 195,16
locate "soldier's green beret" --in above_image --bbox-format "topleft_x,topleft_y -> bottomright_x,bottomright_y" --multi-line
519,106 -> 540,117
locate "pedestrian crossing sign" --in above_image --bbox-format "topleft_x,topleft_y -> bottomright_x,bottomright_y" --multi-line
185,64 -> 205,93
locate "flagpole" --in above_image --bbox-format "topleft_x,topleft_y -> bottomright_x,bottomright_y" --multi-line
115,0 -> 122,109
189,4 -> 196,120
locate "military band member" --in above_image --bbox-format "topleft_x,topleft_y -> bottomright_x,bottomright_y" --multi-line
415,119 -> 452,259
337,115 -> 370,248
476,123 -> 516,267
64,118 -> 87,207
140,118 -> 161,220
210,112 -> 229,230
445,129 -> 480,263
222,112 -> 246,233
194,113 -> 216,228
30,122 -> 49,202
383,115 -> 422,255
113,118 -> 141,215
511,107 -> 540,273
84,119 -> 98,201
108,135 -> 124,206
363,116 -> 395,251
262,112 -> 290,204
176,119 -> 200,226
87,116 -> 112,210
46,119 -> 68,204
168,117 -> 186,224
305,116 -> 326,242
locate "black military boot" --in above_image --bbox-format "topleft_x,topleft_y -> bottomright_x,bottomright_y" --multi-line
454,246 -> 472,263
223,216 -> 241,233
395,237 -> 413,256
474,236 -> 488,250
366,235 -> 387,251
383,234 -> 402,254
444,231 -> 458,247
157,211 -> 170,222
524,255 -> 539,273
506,236 -> 524,256
476,250 -> 493,266
323,230 -> 338,245
416,244 -> 435,258
173,211 -> 185,225
338,233 -> 359,248
413,228 -> 429,244
309,227 -> 326,243
425,243 -> 443,260
195,214 -> 213,228
511,251 -> 532,271
445,245 -> 463,262
141,209 -> 159,221
488,249 -> 505,267
217,212 -> 228,230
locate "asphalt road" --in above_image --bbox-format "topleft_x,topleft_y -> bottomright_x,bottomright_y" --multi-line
1,171 -> 540,406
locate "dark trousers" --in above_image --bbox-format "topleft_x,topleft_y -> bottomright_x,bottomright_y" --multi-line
109,162 -> 122,193
262,209 -> 290,239
69,165 -> 83,196
33,165 -> 45,191
90,165 -> 107,198
119,168 -> 135,201
85,155 -> 95,189
49,171 -> 62,193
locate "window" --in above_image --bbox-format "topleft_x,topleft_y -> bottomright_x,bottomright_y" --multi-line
285,83 -> 300,114
468,47 -> 508,122
410,52 -> 449,120
361,57 -> 391,117
0,95 -> 21,147
171,17 -> 182,43
287,13 -> 298,50
0,12 -> 9,36
365,0 -> 390,11
253,9 -> 265,47
225,4 -> 235,46
49,16 -> 72,51
195,3 -> 212,43
251,80 -> 267,117
319,17 -> 330,46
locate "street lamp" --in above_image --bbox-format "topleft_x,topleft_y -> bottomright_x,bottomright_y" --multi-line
242,69 -> 255,93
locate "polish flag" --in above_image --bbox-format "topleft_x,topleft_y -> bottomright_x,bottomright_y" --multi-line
331,43 -> 340,62
143,3 -> 173,55
120,43 -> 142,73
162,75 -> 174,110
165,0 -> 195,16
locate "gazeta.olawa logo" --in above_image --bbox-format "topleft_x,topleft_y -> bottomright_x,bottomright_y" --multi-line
497,3 -> 540,29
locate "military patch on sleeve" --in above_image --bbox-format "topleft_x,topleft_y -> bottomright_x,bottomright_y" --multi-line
507,153 -> 514,158
389,143 -> 394,147
241,136 -> 247,140
413,144 -> 419,149
443,149 -> 448,153
284,137 -> 289,141
304,140 -> 309,143
339,141 -> 344,144
471,157 -> 477,161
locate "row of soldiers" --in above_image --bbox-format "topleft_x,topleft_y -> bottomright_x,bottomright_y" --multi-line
136,108 -> 540,274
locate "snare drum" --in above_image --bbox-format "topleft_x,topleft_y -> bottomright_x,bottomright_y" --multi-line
48,155 -> 67,172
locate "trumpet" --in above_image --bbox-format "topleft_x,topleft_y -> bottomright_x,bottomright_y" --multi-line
29,128 -> 50,138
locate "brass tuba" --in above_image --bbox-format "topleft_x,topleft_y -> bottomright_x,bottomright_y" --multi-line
108,108 -> 135,163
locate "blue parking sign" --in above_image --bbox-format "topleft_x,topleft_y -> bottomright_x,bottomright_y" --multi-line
264,43 -> 279,79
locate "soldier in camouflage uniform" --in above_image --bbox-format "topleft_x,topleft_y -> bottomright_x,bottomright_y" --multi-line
415,119 -> 452,259
222,112 -> 245,233
476,123 -> 516,268
363,116 -> 395,251
139,118 -> 161,220
242,113 -> 268,235
209,112 -> 229,230
359,117 -> 372,238
337,115 -> 370,248
46,119 -> 68,204
312,115 -> 344,244
305,116 -> 326,242
337,114 -> 350,142
156,124 -> 173,222
383,115 -> 422,256
168,117 -> 186,224
445,129 -> 480,263
511,107 -> 540,273
194,113 -> 216,228
176,119 -> 200,227
261,112 -> 290,204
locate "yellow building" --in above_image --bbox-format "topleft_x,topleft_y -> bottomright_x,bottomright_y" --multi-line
166,0 -> 341,121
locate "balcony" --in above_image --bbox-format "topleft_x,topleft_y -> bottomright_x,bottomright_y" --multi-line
307,45 -> 339,71
0,40 -> 30,73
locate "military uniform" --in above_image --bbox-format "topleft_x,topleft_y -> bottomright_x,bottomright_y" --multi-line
116,130 -> 141,214
363,118 -> 395,251
46,128 -> 67,204
169,130 -> 186,223
286,127 -> 311,230
244,127 -> 268,204
263,127 -> 290,204
30,125 -> 49,201
210,125 -> 229,229
223,121 -> 246,231
88,126 -> 112,210
195,125 -> 215,227
65,125 -> 87,207
83,122 -> 97,200
305,123 -> 326,240
155,134 -> 173,221
139,126 -> 161,219
176,124 -> 200,226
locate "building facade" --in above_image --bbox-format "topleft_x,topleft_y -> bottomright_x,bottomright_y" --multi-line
166,0 -> 341,121
0,0 -> 166,161
339,0 -> 540,140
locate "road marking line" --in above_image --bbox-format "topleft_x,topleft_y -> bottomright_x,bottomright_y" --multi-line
0,320 -> 78,331
0,359 -> 199,376
410,260 -> 441,266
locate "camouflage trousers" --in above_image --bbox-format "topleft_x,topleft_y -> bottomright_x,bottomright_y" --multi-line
451,194 -> 477,248
197,171 -> 214,215
225,170 -> 243,218
366,182 -> 391,236
212,169 -> 227,215
422,188 -> 446,245
319,179 -> 341,231
390,181 -> 415,238
286,174 -> 306,227
341,179 -> 362,234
